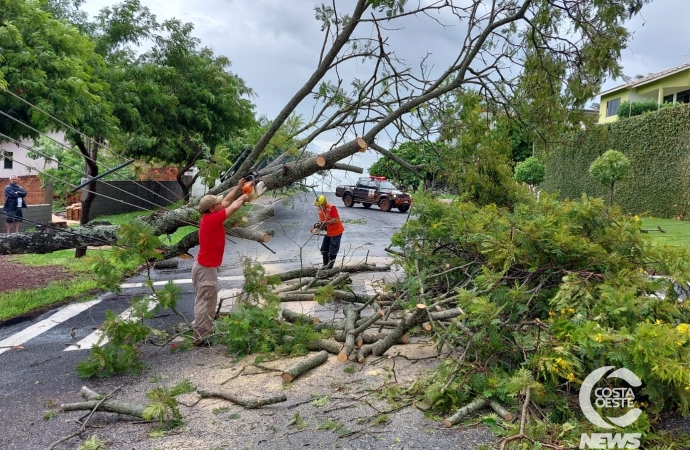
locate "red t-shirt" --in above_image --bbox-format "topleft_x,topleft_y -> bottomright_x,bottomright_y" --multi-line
197,209 -> 227,267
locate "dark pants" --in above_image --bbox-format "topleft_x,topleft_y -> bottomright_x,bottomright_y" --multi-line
320,233 -> 342,268
5,209 -> 23,223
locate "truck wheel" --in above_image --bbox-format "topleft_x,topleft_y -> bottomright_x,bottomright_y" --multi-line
378,198 -> 392,212
343,194 -> 354,207
398,205 -> 409,213
363,203 -> 372,209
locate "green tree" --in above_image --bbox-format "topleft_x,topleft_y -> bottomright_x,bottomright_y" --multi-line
589,149 -> 631,208
368,141 -> 441,191
514,156 -> 545,190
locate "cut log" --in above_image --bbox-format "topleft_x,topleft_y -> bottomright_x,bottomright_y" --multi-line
197,389 -> 287,409
227,227 -> 274,243
371,304 -> 426,356
361,331 -> 409,345
337,306 -> 359,362
306,338 -> 343,355
356,137 -> 368,152
278,293 -> 315,302
443,398 -> 489,427
316,155 -> 327,167
490,400 -> 514,421
429,307 -> 465,321
281,308 -> 320,324
281,350 -> 330,382
59,386 -> 145,418
356,343 -> 374,363
274,263 -> 390,282
60,400 -> 146,418
153,259 -> 179,270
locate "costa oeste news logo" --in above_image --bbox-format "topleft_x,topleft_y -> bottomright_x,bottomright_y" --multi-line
579,366 -> 643,449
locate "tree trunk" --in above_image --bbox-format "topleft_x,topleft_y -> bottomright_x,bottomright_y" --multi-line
75,138 -> 100,258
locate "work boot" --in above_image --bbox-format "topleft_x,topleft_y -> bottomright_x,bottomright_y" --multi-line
326,256 -> 336,269
321,253 -> 329,267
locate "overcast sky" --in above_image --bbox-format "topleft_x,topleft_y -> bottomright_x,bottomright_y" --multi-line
81,0 -> 689,186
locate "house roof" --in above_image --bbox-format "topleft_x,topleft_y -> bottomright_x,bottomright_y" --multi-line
599,61 -> 690,97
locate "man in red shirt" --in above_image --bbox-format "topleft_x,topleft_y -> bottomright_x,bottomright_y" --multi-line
192,178 -> 248,346
315,195 -> 345,269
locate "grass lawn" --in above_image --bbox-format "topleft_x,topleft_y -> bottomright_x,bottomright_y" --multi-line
0,207 -> 197,322
641,217 -> 690,252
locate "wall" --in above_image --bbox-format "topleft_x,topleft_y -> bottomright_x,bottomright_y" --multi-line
0,204 -> 53,233
87,180 -> 184,219
0,133 -> 59,178
0,175 -> 50,205
541,103 -> 690,218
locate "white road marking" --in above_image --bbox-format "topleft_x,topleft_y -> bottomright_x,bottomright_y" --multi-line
64,299 -> 159,351
120,275 -> 244,289
0,300 -> 101,355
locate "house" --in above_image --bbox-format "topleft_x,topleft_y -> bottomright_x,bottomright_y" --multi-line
598,61 -> 690,124
0,133 -> 59,206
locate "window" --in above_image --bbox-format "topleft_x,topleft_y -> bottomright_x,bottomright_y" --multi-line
606,98 -> 621,117
677,89 -> 690,104
663,94 -> 674,104
3,152 -> 12,169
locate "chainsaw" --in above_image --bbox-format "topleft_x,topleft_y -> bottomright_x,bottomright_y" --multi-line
241,171 -> 267,202
310,221 -> 327,236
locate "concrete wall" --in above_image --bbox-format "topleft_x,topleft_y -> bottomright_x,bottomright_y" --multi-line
1,204 -> 52,232
87,180 -> 184,219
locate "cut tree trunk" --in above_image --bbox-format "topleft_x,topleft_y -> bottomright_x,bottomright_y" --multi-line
337,306 -> 359,362
281,308 -> 320,324
371,304 -> 426,356
281,350 -> 330,382
197,389 -> 287,408
443,398 -> 489,427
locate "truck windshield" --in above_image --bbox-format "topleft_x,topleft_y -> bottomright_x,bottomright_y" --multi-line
379,181 -> 396,192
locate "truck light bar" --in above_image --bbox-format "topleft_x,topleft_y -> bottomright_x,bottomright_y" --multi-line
369,176 -> 387,180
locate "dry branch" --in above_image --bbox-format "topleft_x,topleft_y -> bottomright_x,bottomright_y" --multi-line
281,350 -> 330,382
337,306 -> 359,362
197,389 -> 287,409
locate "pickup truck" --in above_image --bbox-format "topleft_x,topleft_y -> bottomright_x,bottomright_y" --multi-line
335,176 -> 412,212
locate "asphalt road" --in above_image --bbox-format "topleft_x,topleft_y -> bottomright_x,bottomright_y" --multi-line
0,192 -> 411,450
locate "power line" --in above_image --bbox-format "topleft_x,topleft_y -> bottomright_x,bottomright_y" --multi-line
0,112 -> 186,206
0,87 -> 185,202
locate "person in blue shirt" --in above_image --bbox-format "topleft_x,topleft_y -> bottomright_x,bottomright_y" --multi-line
4,175 -> 27,234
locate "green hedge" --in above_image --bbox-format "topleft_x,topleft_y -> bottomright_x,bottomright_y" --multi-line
541,103 -> 690,218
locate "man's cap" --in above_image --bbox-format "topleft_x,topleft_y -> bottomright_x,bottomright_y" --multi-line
199,194 -> 223,212
314,195 -> 326,206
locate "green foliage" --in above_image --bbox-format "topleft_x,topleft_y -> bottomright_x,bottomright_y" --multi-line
513,156 -> 545,187
368,141 -> 441,191
77,435 -> 106,450
391,193 -> 690,435
589,149 -> 630,207
142,379 -> 194,428
215,259 -> 319,356
589,149 -> 631,186
541,104 -> 690,218
617,99 -> 659,119
77,223 -> 180,379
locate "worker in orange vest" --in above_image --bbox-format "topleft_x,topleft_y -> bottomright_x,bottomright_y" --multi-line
314,195 -> 345,269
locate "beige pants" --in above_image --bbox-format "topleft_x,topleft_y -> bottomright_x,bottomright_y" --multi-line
192,261 -> 219,341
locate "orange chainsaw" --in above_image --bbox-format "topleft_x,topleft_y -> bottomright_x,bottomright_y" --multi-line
241,171 -> 267,202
